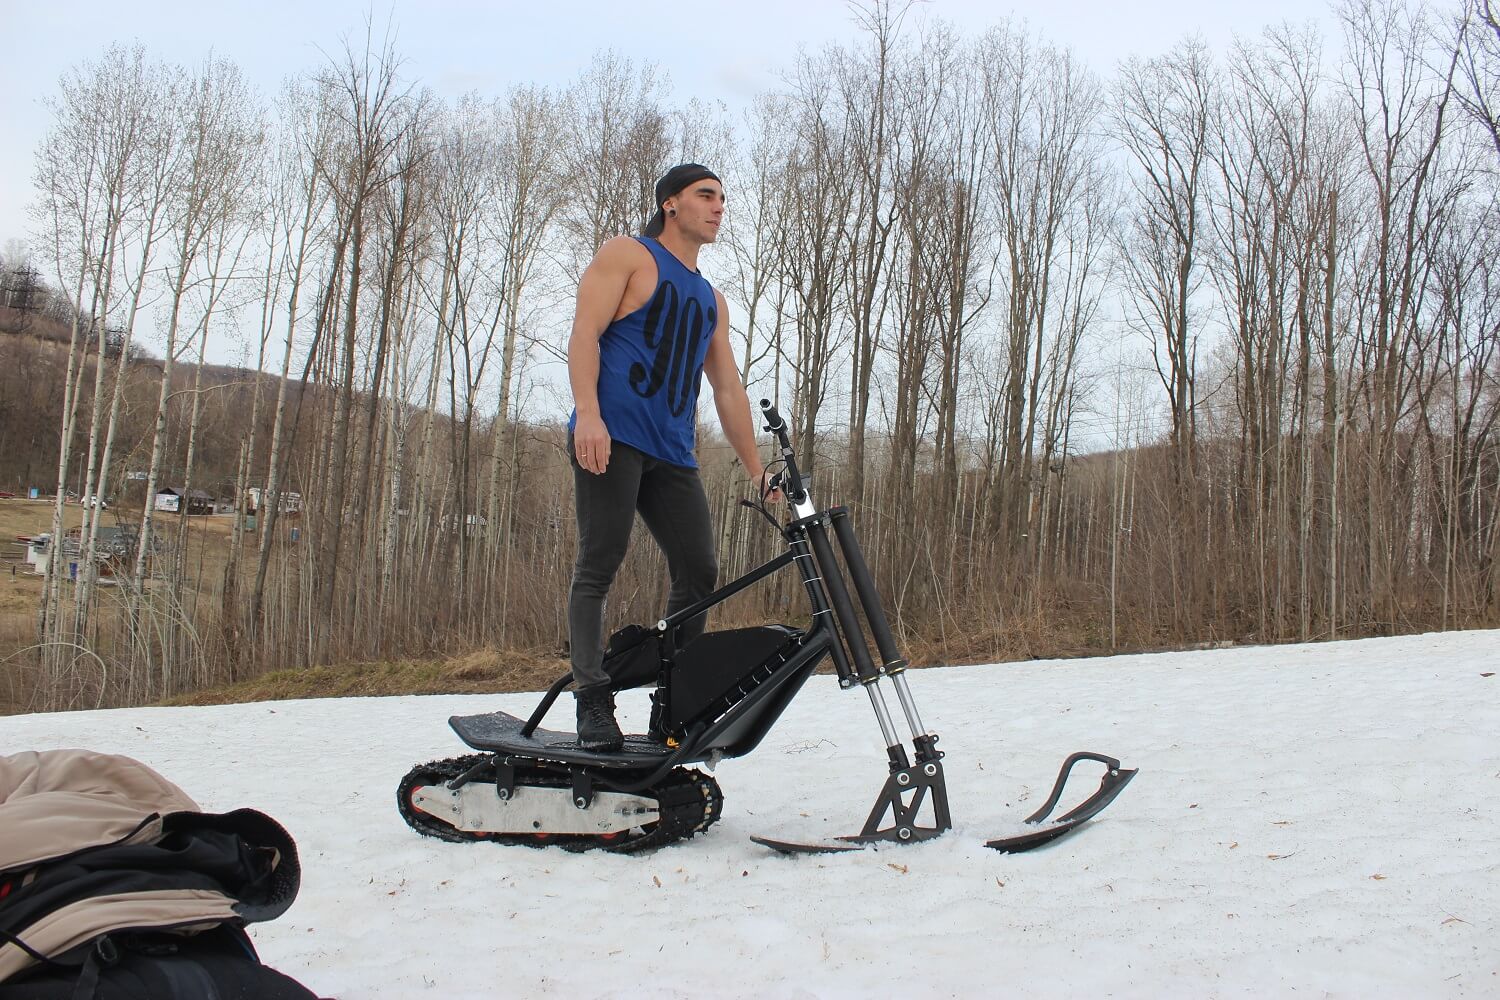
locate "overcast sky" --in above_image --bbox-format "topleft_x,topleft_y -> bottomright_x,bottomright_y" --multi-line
2,0 -> 1344,249
1,0 -> 1348,403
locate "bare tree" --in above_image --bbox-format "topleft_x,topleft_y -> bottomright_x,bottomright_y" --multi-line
1338,0 -> 1460,627
557,52 -> 670,275
981,24 -> 1111,570
781,49 -> 858,478
1115,37 -> 1215,630
481,86 -> 566,618
69,55 -> 187,657
1452,0 -> 1500,159
840,1 -> 913,508
307,26 -> 418,662
249,78 -> 335,637
133,58 -> 263,636
720,95 -> 794,389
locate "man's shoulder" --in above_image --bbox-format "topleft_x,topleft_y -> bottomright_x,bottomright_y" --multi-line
593,235 -> 653,269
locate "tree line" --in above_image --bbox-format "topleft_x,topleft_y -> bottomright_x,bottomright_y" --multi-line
10,0 -> 1498,711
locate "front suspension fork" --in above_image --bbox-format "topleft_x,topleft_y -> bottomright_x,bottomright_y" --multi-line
791,502 -> 950,840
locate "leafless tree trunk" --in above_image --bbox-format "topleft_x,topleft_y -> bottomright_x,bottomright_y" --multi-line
1116,38 -> 1214,632
250,79 -> 333,639
71,58 -> 186,647
135,59 -> 262,614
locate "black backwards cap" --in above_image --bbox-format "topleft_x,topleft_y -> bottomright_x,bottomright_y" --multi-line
643,163 -> 721,238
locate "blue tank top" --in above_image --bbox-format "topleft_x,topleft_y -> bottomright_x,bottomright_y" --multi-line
570,238 -> 717,468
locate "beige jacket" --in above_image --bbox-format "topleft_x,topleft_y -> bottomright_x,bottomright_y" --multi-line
0,749 -> 297,981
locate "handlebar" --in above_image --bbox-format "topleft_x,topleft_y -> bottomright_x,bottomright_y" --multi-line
761,400 -> 786,434
759,399 -> 807,506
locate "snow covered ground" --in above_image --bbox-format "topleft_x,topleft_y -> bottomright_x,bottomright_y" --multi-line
3,629 -> 1497,999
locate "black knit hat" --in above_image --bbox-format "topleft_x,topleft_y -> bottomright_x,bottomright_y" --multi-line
643,163 -> 721,238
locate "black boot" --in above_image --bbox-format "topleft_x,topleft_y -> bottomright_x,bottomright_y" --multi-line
575,684 -> 624,752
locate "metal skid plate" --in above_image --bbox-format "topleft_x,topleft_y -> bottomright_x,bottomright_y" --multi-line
410,781 -> 660,836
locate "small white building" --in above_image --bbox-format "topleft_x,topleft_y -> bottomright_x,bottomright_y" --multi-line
26,534 -> 51,575
154,488 -> 215,515
246,487 -> 303,515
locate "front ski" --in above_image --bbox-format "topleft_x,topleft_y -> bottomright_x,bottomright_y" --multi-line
985,752 -> 1137,854
754,756 -> 951,855
749,835 -> 866,855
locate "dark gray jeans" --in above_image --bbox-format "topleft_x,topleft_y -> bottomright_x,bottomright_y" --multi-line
568,434 -> 718,690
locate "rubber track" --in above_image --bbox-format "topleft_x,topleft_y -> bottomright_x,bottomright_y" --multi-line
397,754 -> 722,854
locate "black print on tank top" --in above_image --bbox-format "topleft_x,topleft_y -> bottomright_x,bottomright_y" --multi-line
630,279 -> 716,417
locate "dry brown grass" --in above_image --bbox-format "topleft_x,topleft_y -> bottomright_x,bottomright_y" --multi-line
164,600 -> 1173,709
0,497 -> 253,713
0,498 -> 81,621
0,496 -> 241,623
895,591 -> 1186,671
165,646 -> 570,706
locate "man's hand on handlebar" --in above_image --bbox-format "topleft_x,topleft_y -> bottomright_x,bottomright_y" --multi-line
758,468 -> 784,504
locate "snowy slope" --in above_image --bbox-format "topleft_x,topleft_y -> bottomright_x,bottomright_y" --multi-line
3,630 -> 1497,999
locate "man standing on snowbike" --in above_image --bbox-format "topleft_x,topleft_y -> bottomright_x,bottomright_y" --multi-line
566,163 -> 779,752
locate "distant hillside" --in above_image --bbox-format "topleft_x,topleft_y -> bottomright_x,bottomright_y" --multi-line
0,305 -> 73,346
0,318 -> 306,497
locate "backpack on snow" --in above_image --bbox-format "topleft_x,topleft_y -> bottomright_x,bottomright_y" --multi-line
0,925 -> 316,1000
0,750 -> 322,1000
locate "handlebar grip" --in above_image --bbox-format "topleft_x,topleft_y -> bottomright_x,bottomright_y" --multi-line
760,398 -> 785,433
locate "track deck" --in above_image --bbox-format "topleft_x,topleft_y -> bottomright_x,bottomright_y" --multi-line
398,754 -> 722,853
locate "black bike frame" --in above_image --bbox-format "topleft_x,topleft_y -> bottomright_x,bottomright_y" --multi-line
522,400 -> 944,801
657,400 -> 941,773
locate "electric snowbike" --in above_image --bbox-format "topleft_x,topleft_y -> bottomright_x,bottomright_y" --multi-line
397,400 -> 1136,854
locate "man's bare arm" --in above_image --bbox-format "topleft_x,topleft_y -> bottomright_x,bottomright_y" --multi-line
703,290 -> 779,500
568,237 -> 638,474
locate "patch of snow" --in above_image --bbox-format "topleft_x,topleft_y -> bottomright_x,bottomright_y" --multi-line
3,630 -> 1497,998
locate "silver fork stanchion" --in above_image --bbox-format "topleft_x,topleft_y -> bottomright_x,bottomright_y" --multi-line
802,503 -> 910,770
829,509 -> 940,761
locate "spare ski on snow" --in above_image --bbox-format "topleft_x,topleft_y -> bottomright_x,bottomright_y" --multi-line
985,751 -> 1137,854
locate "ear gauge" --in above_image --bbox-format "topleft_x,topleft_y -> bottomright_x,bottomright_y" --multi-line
668,208 -> 677,217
